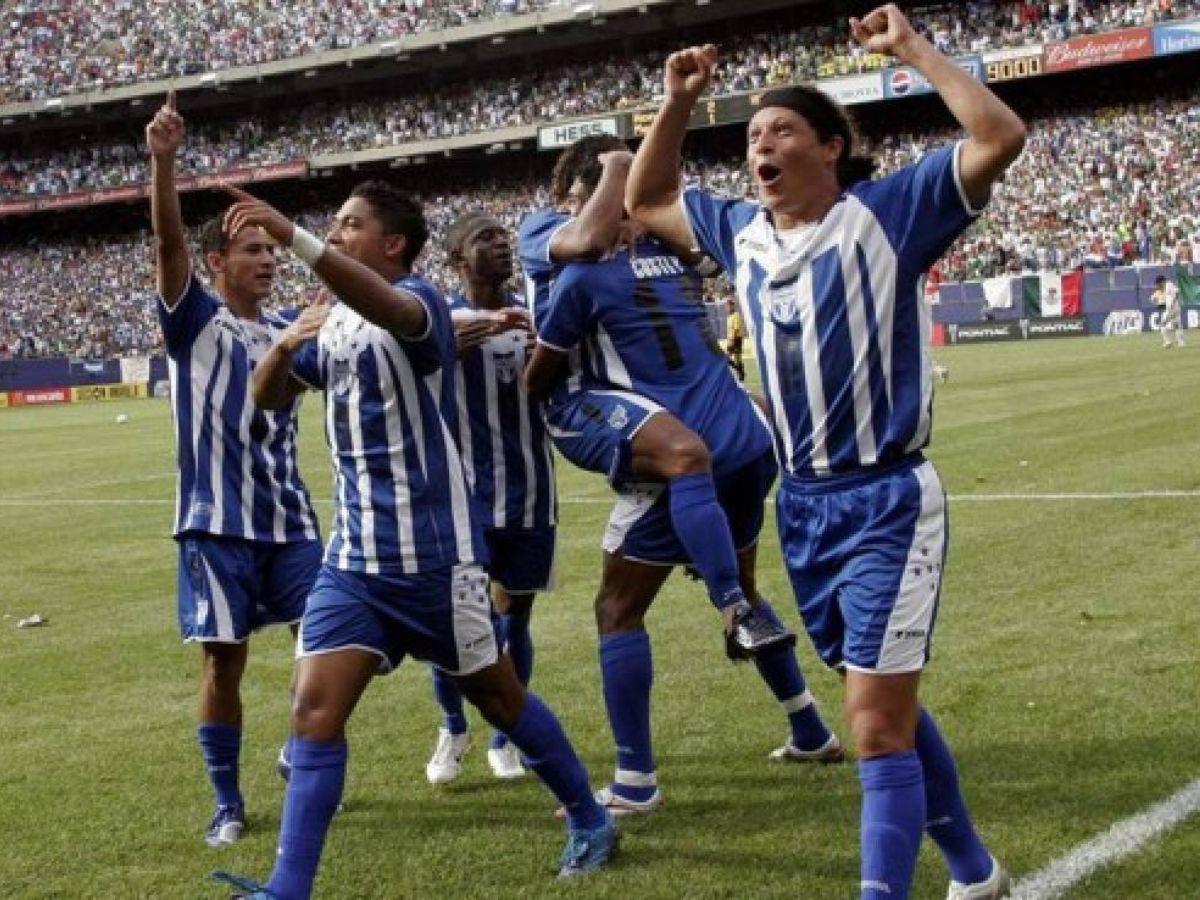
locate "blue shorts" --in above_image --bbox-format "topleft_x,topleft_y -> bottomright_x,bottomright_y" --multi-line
775,454 -> 947,674
545,388 -> 663,485
485,526 -> 556,594
177,533 -> 322,643
297,563 -> 498,675
602,448 -> 778,565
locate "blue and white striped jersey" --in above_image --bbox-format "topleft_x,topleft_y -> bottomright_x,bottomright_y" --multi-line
518,208 -> 570,328
446,293 -> 556,530
158,272 -> 319,543
291,275 -> 486,575
539,240 -> 771,477
683,142 -> 981,479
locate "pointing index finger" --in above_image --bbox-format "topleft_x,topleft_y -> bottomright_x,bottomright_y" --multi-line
222,185 -> 255,204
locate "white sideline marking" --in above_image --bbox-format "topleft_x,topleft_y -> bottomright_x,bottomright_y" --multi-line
1011,776 -> 1200,899
4,489 -> 1200,509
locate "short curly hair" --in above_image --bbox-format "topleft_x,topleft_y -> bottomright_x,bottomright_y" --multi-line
549,134 -> 628,205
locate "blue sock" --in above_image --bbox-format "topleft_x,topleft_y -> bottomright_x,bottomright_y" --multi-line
751,604 -> 832,751
859,751 -> 925,900
431,667 -> 468,735
266,738 -> 347,900
916,709 -> 993,885
506,692 -> 605,831
197,723 -> 242,809
668,472 -> 744,610
491,608 -> 534,751
599,631 -> 657,803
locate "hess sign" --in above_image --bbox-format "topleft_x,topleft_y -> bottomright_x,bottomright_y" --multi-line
538,117 -> 620,150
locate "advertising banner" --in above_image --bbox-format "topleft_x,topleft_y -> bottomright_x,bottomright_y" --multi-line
70,383 -> 149,403
538,116 -> 622,150
819,72 -> 884,106
946,321 -> 1022,344
8,388 -> 71,406
1024,317 -> 1087,339
883,56 -> 983,98
0,392 -> 7,408
120,356 -> 152,384
1045,27 -> 1153,72
1153,20 -> 1200,56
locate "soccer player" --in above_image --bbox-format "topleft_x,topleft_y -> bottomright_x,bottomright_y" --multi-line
424,213 -> 556,784
211,181 -> 616,899
526,213 -> 843,815
625,6 -> 1026,898
1151,275 -> 1185,348
520,136 -> 790,657
147,92 -> 322,849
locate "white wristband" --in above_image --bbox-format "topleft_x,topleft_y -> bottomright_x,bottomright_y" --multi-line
291,226 -> 326,268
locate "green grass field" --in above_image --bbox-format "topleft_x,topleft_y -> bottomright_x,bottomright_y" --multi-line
1,333 -> 1198,899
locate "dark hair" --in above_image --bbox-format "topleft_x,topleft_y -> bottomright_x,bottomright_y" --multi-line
445,212 -> 499,259
198,215 -> 231,274
756,85 -> 877,188
349,179 -> 429,267
1156,275 -> 1167,286
550,134 -> 628,204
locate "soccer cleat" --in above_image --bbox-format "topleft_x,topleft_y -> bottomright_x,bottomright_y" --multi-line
724,599 -> 797,661
768,734 -> 847,764
594,785 -> 664,816
487,743 -> 527,780
210,871 -> 277,899
557,810 -> 619,879
275,745 -> 290,782
946,856 -> 1012,900
425,727 -> 471,785
204,803 -> 245,848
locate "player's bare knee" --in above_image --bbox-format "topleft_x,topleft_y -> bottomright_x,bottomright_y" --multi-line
662,434 -> 710,478
290,694 -> 342,741
594,589 -> 643,634
849,709 -> 914,758
458,666 -> 524,731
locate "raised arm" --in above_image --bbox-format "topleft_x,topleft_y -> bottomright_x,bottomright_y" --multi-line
850,4 -> 1026,207
222,188 -> 427,337
252,302 -> 329,410
625,45 -> 718,252
147,91 -> 190,305
550,150 -> 634,260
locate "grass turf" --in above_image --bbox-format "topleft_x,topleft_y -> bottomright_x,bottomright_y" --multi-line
0,331 -> 1198,898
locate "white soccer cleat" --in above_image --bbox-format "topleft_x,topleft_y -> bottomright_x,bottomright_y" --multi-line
946,856 -> 1011,900
487,744 -> 526,780
594,785 -> 664,817
425,728 -> 471,785
768,734 -> 846,764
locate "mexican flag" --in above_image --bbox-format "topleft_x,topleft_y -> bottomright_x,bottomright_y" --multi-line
1025,272 -> 1082,317
1176,267 -> 1200,307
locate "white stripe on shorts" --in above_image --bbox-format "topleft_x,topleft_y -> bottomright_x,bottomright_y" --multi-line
202,554 -> 236,642
874,461 -> 946,674
449,564 -> 499,676
601,482 -> 665,557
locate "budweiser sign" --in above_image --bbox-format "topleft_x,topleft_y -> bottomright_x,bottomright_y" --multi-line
1045,27 -> 1152,72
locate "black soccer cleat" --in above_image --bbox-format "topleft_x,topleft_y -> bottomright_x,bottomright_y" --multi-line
724,600 -> 797,661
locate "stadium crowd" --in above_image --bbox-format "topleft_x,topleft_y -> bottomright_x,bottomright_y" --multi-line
4,85 -> 1199,359
4,0 -> 1199,200
0,0 -> 554,105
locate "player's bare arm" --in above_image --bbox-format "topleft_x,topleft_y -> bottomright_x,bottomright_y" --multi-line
147,90 -> 190,306
222,187 -> 429,337
851,4 -> 1026,206
252,301 -> 330,410
524,342 -> 568,401
551,150 -> 634,260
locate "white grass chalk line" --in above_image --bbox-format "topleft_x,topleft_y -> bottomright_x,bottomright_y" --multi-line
1011,776 -> 1200,899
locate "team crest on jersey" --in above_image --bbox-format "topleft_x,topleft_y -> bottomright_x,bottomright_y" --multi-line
765,278 -> 801,325
331,358 -> 354,397
492,349 -> 519,384
607,405 -> 630,430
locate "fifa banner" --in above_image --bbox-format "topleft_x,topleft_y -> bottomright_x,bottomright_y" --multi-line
119,356 -> 152,385
883,56 -> 983,99
7,388 -> 71,406
0,161 -> 308,218
71,383 -> 149,404
946,318 -> 1086,344
1021,272 -> 1083,318
1153,20 -> 1200,56
1045,27 -> 1153,73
